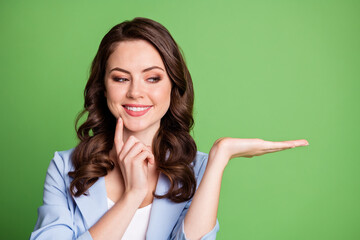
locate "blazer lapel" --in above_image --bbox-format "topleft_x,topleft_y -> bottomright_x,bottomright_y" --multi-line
146,173 -> 187,239
73,177 -> 108,229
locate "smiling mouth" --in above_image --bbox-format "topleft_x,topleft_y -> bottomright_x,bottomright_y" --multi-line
122,104 -> 152,117
124,106 -> 151,111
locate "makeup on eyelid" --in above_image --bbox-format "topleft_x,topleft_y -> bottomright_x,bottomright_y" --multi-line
111,76 -> 161,83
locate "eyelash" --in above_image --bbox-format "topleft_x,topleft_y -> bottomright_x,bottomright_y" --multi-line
112,77 -> 128,82
148,77 -> 161,83
112,77 -> 161,83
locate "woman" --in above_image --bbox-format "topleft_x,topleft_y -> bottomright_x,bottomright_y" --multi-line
30,17 -> 308,240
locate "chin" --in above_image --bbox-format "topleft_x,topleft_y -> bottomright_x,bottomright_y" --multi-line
123,120 -> 151,133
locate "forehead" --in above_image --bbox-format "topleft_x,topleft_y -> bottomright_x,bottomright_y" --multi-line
107,40 -> 165,70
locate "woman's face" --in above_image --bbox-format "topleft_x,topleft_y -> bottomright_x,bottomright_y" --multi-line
104,40 -> 172,134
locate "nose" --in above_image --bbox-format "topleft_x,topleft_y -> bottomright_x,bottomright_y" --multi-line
126,79 -> 144,99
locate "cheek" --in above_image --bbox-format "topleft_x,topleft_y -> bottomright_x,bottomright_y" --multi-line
153,88 -> 171,107
105,89 -> 126,115
106,99 -> 121,117
106,87 -> 126,102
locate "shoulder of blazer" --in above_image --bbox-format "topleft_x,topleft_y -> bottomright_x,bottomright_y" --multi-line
192,151 -> 209,183
50,148 -> 75,176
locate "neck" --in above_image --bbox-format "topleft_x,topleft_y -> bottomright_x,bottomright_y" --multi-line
122,127 -> 158,147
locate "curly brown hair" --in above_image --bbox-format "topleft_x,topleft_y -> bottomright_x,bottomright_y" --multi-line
68,17 -> 197,203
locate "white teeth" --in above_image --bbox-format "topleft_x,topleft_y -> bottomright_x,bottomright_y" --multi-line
125,106 -> 150,112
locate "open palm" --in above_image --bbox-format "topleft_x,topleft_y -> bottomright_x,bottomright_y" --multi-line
209,137 -> 309,167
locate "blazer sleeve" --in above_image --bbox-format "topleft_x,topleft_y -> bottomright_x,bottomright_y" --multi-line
169,153 -> 220,240
30,151 -> 93,240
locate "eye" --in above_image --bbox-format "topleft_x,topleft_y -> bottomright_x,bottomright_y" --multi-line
112,77 -> 129,83
147,77 -> 161,83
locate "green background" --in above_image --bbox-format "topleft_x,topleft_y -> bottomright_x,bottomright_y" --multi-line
1,0 -> 359,239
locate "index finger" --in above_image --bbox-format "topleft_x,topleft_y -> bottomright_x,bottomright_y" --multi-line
267,139 -> 309,150
283,139 -> 309,147
114,117 -> 124,155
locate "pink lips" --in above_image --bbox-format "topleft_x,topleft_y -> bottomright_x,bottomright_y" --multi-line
122,104 -> 152,117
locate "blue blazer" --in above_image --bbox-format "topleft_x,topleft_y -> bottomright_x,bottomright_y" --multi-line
30,149 -> 219,240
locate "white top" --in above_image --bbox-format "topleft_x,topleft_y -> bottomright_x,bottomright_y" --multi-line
107,197 -> 152,240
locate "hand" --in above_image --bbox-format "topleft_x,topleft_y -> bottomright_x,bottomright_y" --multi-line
114,118 -> 155,199
209,137 -> 309,169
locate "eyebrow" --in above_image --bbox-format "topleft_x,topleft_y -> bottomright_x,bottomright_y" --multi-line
109,66 -> 164,74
